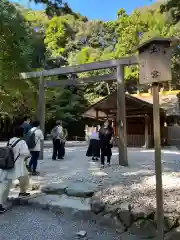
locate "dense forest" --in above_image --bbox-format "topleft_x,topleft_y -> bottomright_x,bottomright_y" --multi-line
0,0 -> 180,137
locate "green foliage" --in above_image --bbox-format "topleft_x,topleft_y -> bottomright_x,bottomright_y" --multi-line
44,15 -> 75,57
30,0 -> 73,17
161,0 -> 180,24
115,7 -> 176,91
23,8 -> 49,32
74,20 -> 118,51
2,0 -> 180,125
0,0 -> 39,117
0,0 -> 34,81
46,88 -> 88,122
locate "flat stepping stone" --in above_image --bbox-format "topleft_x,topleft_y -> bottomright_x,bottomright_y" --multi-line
41,183 -> 67,195
65,183 -> 97,198
28,194 -> 91,214
9,193 -> 45,205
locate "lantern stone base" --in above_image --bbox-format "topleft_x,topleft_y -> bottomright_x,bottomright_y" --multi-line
90,194 -> 180,239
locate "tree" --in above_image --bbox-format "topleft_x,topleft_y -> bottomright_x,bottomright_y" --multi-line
0,1 -> 40,117
161,0 -> 180,24
46,87 -> 88,122
67,20 -> 118,101
2,0 -> 180,130
115,9 -> 147,92
114,6 -> 178,92
30,0 -> 73,17
74,20 -> 118,51
44,14 -> 76,57
0,0 -> 34,81
115,9 -> 146,57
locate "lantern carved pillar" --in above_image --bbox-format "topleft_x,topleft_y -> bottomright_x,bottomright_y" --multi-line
135,37 -> 173,240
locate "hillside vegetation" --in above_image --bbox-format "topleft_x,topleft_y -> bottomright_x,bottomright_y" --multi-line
0,0 -> 180,127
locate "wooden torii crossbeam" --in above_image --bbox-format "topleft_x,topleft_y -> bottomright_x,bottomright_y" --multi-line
20,55 -> 137,79
20,55 -> 139,165
45,73 -> 116,87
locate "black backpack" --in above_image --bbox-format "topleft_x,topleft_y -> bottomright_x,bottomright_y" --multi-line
0,139 -> 21,170
24,128 -> 37,149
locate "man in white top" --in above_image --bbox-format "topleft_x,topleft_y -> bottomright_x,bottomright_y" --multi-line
51,120 -> 64,160
28,120 -> 44,175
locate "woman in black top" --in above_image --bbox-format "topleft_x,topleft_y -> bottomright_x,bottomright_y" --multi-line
99,120 -> 114,168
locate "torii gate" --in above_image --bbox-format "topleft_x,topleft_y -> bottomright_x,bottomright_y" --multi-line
20,55 -> 138,166
20,37 -> 175,239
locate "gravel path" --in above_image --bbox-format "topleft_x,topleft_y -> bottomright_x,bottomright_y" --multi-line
0,206 -> 139,240
10,146 -> 180,213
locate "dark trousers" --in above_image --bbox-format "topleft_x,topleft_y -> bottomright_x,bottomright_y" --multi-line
29,151 -> 39,172
100,147 -> 111,165
52,139 -> 64,160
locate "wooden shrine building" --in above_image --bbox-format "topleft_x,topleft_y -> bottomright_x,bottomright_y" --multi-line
83,91 -> 167,148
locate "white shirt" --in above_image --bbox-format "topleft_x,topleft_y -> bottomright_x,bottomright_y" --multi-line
0,137 -> 30,182
30,127 -> 44,151
9,137 -> 30,160
56,125 -> 63,139
90,131 -> 99,140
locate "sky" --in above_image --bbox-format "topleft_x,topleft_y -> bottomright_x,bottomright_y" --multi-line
13,0 -> 156,21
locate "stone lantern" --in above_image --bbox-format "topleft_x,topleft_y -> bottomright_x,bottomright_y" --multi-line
134,37 -> 175,240
136,37 -> 173,85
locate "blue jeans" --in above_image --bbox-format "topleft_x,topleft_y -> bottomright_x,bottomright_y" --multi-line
29,151 -> 39,172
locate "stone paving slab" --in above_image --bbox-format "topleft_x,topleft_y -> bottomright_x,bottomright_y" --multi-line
40,182 -> 97,197
65,182 -> 97,198
9,192 -> 91,216
28,194 -> 91,213
41,183 -> 68,195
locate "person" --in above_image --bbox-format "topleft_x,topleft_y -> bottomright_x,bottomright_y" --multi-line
21,116 -> 32,137
86,126 -> 100,161
99,120 -> 114,168
28,120 -> 44,175
51,120 -> 64,160
0,126 -> 31,213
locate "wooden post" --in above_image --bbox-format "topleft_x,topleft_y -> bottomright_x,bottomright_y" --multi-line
106,112 -> 109,120
37,73 -> 45,160
152,83 -> 164,239
116,65 -> 128,166
111,119 -> 116,145
95,109 -> 99,120
144,114 -> 149,148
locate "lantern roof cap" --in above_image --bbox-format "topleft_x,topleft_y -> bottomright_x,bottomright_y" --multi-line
132,37 -> 178,53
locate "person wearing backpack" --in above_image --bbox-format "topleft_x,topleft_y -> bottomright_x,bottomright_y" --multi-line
28,120 -> 44,175
0,126 -> 31,213
51,120 -> 64,160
